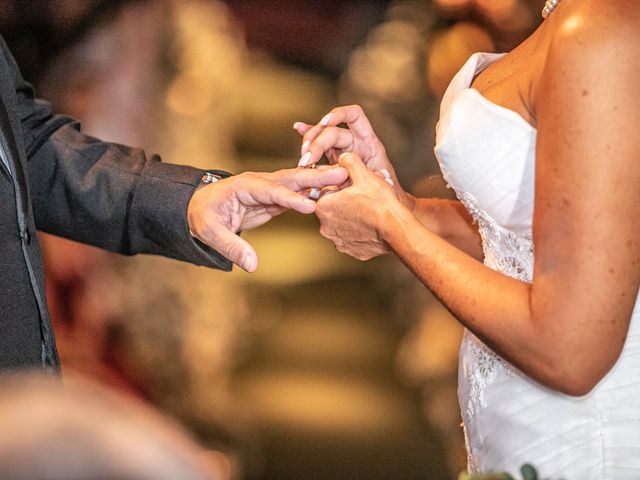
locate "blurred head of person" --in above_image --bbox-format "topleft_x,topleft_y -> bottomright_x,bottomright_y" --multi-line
0,373 -> 230,480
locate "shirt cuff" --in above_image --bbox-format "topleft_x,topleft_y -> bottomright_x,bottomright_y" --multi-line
128,159 -> 234,271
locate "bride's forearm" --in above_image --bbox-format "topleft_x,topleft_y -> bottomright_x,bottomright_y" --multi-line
381,204 -> 607,396
410,196 -> 484,261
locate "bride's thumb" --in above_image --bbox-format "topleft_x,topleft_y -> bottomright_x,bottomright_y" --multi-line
338,152 -> 367,184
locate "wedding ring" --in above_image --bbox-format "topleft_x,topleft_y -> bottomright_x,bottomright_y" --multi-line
304,161 -> 319,199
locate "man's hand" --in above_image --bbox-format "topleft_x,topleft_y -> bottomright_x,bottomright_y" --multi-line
187,166 -> 348,272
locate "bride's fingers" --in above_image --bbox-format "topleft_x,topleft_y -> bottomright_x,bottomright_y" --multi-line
299,105 -> 366,154
295,122 -> 340,160
374,169 -> 395,186
293,122 -> 313,156
298,127 -> 353,167
298,105 -> 378,164
299,122 -> 333,157
293,122 -> 312,137
317,105 -> 377,140
327,147 -> 340,164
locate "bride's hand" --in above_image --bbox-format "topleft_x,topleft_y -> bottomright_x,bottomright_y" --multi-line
294,104 -> 414,209
315,152 -> 406,260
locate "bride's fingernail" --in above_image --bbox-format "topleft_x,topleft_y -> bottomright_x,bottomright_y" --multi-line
298,151 -> 312,167
293,122 -> 303,130
320,113 -> 333,126
380,169 -> 391,179
385,177 -> 394,186
308,188 -> 321,200
301,140 -> 310,155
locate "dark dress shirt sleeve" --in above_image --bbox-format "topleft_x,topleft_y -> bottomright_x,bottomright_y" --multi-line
0,36 -> 232,271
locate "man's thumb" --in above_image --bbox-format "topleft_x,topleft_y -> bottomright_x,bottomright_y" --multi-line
209,226 -> 259,272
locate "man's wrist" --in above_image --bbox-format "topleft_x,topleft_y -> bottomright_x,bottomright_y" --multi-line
200,171 -> 225,184
189,172 -> 226,240
194,171 -> 225,193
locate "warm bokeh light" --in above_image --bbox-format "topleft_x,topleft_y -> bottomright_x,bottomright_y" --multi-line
427,22 -> 496,98
0,0 -> 542,478
237,372 -> 413,434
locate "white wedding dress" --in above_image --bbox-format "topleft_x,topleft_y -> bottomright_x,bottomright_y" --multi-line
434,52 -> 640,479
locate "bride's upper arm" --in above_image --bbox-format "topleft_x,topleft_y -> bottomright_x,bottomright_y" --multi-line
531,2 -> 640,386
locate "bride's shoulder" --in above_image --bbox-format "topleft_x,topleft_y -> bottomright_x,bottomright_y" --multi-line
550,0 -> 639,48
543,0 -> 639,75
534,0 -> 639,118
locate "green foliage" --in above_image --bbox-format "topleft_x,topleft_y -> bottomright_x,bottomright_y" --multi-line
520,464 -> 538,480
458,464 -> 540,480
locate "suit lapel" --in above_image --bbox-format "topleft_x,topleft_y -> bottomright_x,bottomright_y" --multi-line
0,87 -> 30,223
0,108 -> 12,177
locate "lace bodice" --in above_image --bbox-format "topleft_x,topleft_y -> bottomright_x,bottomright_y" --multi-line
434,52 -> 536,427
456,191 -> 531,425
432,52 -> 640,478
457,192 -> 533,284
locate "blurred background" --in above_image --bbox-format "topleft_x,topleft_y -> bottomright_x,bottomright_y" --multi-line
0,1 -> 543,478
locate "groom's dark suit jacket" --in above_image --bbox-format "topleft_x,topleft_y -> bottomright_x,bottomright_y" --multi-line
0,35 -> 231,371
